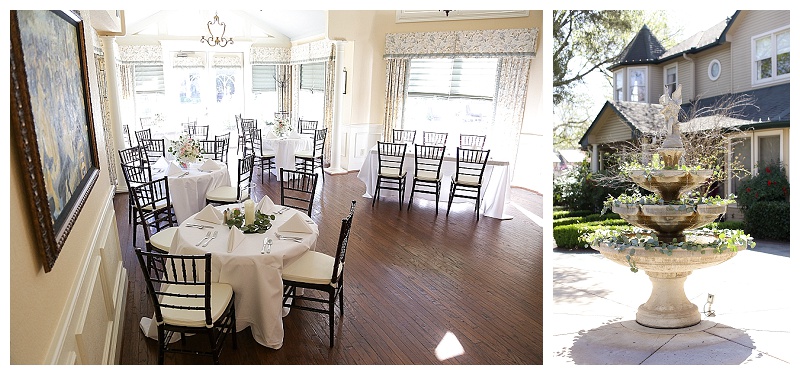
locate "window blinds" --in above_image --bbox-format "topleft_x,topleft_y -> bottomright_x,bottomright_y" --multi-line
134,65 -> 165,94
407,58 -> 498,99
252,65 -> 277,92
300,62 -> 325,92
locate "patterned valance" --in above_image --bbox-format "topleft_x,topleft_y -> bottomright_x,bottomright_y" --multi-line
118,45 -> 162,64
251,47 -> 291,64
290,39 -> 334,64
213,54 -> 242,68
384,28 -> 538,59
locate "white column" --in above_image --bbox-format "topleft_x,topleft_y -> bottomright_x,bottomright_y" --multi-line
325,40 -> 348,175
591,144 -> 599,173
101,36 -> 128,192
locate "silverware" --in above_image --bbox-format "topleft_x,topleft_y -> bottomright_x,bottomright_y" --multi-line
202,230 -> 218,247
179,171 -> 190,178
197,231 -> 211,246
275,233 -> 303,242
186,223 -> 213,229
273,206 -> 290,215
267,239 -> 272,253
261,238 -> 269,254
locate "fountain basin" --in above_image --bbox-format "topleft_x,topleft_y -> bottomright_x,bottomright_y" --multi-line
612,204 -> 727,242
628,170 -> 713,202
593,234 -> 746,328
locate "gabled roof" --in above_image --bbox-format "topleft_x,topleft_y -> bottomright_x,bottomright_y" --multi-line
579,82 -> 790,149
611,25 -> 665,68
578,101 -> 667,148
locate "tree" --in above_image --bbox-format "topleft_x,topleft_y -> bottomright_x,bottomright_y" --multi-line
553,10 -> 678,148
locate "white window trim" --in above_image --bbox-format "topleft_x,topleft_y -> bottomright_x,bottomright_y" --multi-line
726,134 -> 752,197
663,63 -> 678,95
614,70 -> 625,101
753,129 -> 784,171
751,26 -> 790,86
628,67 -> 648,103
707,59 -> 721,81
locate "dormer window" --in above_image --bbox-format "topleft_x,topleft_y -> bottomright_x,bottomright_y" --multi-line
628,67 -> 646,102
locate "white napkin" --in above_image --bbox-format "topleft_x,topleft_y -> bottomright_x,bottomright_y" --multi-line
227,226 -> 246,253
288,129 -> 301,139
166,161 -> 183,177
200,158 -> 221,171
264,130 -> 277,139
153,157 -> 168,170
255,195 -> 275,214
195,204 -> 224,224
278,213 -> 314,234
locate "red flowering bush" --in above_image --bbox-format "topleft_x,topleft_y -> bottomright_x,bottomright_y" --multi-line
736,163 -> 789,208
736,162 -> 790,240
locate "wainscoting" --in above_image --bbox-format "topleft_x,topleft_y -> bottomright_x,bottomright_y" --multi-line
47,188 -> 128,364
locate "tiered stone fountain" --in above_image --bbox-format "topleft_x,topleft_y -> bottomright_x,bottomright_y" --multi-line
592,85 -> 751,329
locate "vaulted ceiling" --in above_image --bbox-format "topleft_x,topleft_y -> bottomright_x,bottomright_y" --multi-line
117,10 -> 326,46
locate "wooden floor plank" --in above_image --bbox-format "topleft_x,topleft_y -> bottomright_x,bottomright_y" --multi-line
116,168 -> 543,365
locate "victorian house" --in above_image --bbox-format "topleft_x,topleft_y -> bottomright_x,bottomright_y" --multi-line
579,10 -> 790,217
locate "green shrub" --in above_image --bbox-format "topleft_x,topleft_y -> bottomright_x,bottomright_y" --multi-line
702,221 -> 744,231
553,221 -> 632,249
553,210 -> 594,220
743,201 -> 790,240
736,163 -> 789,209
553,213 -> 622,228
553,160 -> 635,212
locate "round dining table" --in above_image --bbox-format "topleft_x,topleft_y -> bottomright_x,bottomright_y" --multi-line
139,202 -> 319,350
151,160 -> 231,223
261,135 -> 313,181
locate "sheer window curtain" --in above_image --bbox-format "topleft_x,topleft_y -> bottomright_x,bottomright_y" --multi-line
492,57 -> 531,163
322,44 -> 336,164
383,58 -> 409,141
278,64 -> 293,120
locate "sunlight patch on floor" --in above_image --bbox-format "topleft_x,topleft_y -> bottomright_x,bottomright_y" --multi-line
510,201 -> 543,227
435,331 -> 465,361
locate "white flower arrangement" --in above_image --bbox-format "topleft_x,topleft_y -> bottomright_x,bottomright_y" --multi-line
168,135 -> 203,166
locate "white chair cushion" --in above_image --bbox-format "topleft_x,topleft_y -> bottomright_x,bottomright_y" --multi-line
415,170 -> 440,181
379,167 -> 406,178
282,251 -> 342,285
258,150 -> 276,158
206,186 -> 248,202
140,200 -> 168,211
150,227 -> 178,252
453,174 -> 481,186
160,283 -> 234,327
295,151 -> 314,159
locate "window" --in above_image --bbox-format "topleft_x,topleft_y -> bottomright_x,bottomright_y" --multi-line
403,58 -> 498,142
757,134 -> 781,166
664,65 -> 677,96
614,71 -> 624,101
729,136 -> 751,196
251,64 -> 279,122
753,28 -> 790,84
708,59 -> 721,81
298,62 -> 326,123
133,64 -> 166,128
628,67 -> 646,102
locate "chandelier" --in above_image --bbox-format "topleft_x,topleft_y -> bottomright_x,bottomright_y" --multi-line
200,12 -> 233,47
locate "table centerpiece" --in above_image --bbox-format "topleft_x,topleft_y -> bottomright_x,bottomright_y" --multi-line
223,200 -> 276,234
168,135 -> 202,169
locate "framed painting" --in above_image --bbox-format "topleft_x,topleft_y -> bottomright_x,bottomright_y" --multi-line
10,10 -> 100,272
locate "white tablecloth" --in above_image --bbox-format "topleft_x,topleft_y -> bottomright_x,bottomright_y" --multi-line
356,145 -> 513,219
140,203 -> 319,349
152,161 -> 231,224
262,136 -> 313,180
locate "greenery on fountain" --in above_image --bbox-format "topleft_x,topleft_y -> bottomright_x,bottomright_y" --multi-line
585,84 -> 756,272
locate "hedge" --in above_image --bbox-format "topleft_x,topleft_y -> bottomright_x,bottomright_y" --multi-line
743,201 -> 790,241
553,221 -> 632,249
702,221 -> 744,231
553,213 -> 622,227
553,210 -> 594,220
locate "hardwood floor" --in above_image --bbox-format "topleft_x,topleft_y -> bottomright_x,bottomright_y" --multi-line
116,169 -> 543,365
